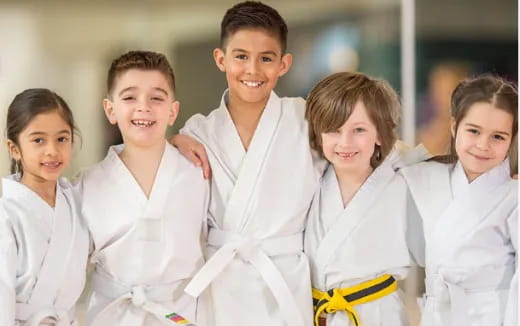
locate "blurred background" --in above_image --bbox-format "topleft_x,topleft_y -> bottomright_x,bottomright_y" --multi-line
0,0 -> 517,324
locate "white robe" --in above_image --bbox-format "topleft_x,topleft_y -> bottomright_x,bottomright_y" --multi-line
0,175 -> 89,326
78,143 -> 211,326
180,90 -> 323,326
401,159 -> 517,326
305,149 -> 412,326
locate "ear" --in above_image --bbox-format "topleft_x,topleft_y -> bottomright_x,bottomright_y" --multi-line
450,117 -> 456,138
213,48 -> 226,72
103,98 -> 117,125
7,139 -> 21,161
278,53 -> 293,77
168,101 -> 180,126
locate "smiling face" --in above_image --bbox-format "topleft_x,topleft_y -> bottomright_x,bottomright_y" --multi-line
321,100 -> 381,174
453,102 -> 514,182
213,28 -> 292,110
8,110 -> 72,187
104,69 -> 179,148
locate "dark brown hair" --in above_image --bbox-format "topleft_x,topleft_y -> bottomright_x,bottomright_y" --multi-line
433,74 -> 518,175
106,50 -> 176,96
220,1 -> 288,54
6,88 -> 78,174
306,72 -> 400,169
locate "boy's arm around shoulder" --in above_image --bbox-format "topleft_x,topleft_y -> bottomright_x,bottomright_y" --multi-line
170,113 -> 211,180
70,169 -> 96,257
0,205 -> 18,325
504,203 -> 518,325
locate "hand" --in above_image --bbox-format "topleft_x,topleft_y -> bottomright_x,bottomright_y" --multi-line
169,134 -> 212,179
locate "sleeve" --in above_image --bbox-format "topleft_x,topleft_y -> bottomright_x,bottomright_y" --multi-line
503,206 -> 518,326
71,171 -> 96,257
179,113 -> 206,137
0,209 -> 18,326
405,188 -> 426,267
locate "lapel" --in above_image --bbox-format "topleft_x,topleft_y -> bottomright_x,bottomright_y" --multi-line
314,150 -> 398,277
431,160 -> 512,257
220,91 -> 283,231
26,181 -> 74,305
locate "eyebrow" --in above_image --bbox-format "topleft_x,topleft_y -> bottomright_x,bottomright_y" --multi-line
231,48 -> 278,56
118,87 -> 169,97
464,123 -> 511,136
28,130 -> 71,136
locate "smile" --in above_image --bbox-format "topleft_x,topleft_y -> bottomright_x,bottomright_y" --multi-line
131,119 -> 155,127
469,152 -> 491,160
336,152 -> 357,158
241,80 -> 264,88
41,161 -> 62,168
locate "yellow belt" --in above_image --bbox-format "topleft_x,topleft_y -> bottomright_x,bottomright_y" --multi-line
312,274 -> 397,326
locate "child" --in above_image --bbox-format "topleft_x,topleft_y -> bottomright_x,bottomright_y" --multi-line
0,89 -> 89,325
304,72 -> 412,326
400,75 -> 518,325
172,2 -> 324,325
77,51 -> 211,325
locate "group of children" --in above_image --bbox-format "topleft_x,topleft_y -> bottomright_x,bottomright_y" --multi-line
0,1 -> 517,326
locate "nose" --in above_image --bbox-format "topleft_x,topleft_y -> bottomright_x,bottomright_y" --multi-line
475,135 -> 490,150
336,131 -> 352,148
136,98 -> 151,112
45,141 -> 58,156
246,58 -> 259,74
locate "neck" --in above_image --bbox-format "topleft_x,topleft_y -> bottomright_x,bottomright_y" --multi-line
20,174 -> 57,207
119,140 -> 166,198
333,165 -> 373,207
227,92 -> 269,150
227,91 -> 269,123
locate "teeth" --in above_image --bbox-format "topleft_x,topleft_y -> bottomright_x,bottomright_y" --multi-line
132,120 -> 154,126
42,162 -> 60,167
241,81 -> 263,87
337,152 -> 356,158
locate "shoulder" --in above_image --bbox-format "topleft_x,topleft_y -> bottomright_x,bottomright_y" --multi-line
399,160 -> 449,179
182,96 -> 226,135
279,96 -> 306,118
166,144 -> 208,186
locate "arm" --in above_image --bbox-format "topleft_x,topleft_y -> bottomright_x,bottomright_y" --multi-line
405,188 -> 426,267
503,207 -> 518,326
0,212 -> 17,326
169,134 -> 211,180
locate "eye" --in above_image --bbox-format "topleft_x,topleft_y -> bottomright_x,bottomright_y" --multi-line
261,56 -> 273,63
235,54 -> 247,60
32,138 -> 44,144
466,128 -> 479,135
151,96 -> 165,102
122,96 -> 135,101
353,127 -> 366,133
58,136 -> 70,143
493,134 -> 506,141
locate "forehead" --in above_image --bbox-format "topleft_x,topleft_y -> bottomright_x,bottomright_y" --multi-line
22,111 -> 71,133
344,101 -> 374,123
113,69 -> 173,94
224,28 -> 282,53
462,102 -> 514,128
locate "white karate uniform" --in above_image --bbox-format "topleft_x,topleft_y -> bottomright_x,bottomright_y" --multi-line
305,149 -> 412,326
0,175 -> 89,326
401,159 -> 517,326
78,143 -> 211,326
181,90 -> 324,326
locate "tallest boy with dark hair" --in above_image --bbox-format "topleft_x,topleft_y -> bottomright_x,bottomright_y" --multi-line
172,1 -> 322,325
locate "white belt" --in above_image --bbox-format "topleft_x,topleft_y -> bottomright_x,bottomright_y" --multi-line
425,264 -> 514,325
185,228 -> 306,326
16,303 -> 75,326
90,268 -> 195,326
